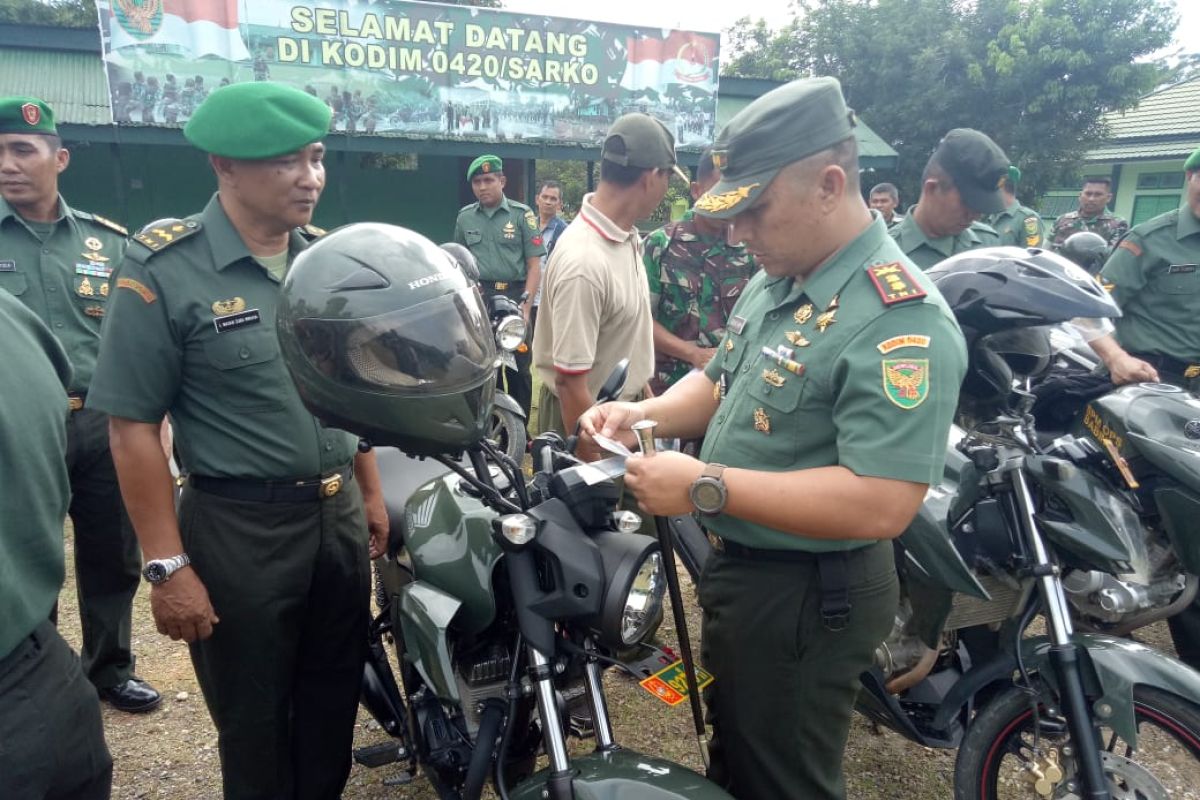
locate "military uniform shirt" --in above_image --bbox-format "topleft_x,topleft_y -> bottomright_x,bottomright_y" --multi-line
701,216 -> 967,552
1100,204 -> 1200,362
643,210 -> 756,391
988,200 -> 1045,248
890,211 -> 1000,270
1051,210 -> 1129,249
0,196 -> 126,392
453,196 -> 545,282
0,291 -> 72,659
88,195 -> 357,479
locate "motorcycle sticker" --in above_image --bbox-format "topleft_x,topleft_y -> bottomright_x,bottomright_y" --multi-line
639,660 -> 714,707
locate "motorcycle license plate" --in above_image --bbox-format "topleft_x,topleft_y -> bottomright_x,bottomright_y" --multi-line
639,660 -> 714,706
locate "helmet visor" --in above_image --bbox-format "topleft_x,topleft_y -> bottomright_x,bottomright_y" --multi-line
294,288 -> 496,394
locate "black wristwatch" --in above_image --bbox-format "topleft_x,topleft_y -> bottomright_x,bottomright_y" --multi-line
689,463 -> 728,515
143,554 -> 191,585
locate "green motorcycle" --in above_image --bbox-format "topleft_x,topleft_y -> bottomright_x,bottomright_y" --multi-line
277,223 -> 731,800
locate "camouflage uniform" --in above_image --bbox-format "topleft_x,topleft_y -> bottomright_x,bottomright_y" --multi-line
1051,210 -> 1129,249
644,210 -> 756,394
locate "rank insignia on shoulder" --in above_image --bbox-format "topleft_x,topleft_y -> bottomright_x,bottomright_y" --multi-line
117,277 -> 156,303
868,261 -> 927,305
89,214 -> 128,236
212,297 -> 247,315
134,219 -> 201,252
877,334 -> 931,354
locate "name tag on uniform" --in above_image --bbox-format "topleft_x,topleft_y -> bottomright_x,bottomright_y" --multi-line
728,315 -> 747,335
213,309 -> 262,333
1168,264 -> 1197,274
0,260 -> 14,272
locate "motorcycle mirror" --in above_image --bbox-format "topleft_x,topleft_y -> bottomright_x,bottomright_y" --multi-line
439,242 -> 481,282
596,360 -> 629,405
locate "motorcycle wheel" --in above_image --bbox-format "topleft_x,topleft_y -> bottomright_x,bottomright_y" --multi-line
954,684 -> 1200,799
487,404 -> 527,462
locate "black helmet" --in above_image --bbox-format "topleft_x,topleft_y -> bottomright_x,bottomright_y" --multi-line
278,223 -> 497,456
926,246 -> 1119,345
1058,231 -> 1110,275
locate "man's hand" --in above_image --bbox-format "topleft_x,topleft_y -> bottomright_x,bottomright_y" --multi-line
1107,353 -> 1159,385
364,493 -> 389,559
689,345 -> 718,371
521,299 -> 532,325
624,451 -> 705,516
150,568 -> 219,643
578,401 -> 645,444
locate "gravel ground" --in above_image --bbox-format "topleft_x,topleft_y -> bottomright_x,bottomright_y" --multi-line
57,528 -> 1186,800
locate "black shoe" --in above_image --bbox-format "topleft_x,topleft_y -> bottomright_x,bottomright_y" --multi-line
98,677 -> 162,713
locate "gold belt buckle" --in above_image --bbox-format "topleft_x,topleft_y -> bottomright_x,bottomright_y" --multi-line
494,281 -> 508,291
1184,364 -> 1200,379
320,473 -> 343,498
67,396 -> 84,411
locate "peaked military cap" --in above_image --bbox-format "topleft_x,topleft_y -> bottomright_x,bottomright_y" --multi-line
930,128 -> 1009,215
694,77 -> 856,219
184,82 -> 330,159
467,155 -> 503,180
1185,146 -> 1200,173
0,97 -> 57,135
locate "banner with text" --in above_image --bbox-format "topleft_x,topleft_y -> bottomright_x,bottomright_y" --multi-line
96,0 -> 719,147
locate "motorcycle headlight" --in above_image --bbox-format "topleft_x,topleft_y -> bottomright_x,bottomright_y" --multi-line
495,315 -> 526,352
619,552 -> 665,645
588,532 -> 666,650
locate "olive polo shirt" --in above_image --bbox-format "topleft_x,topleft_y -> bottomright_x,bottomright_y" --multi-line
1100,204 -> 1200,363
89,194 -> 358,479
453,195 -> 545,282
0,196 -> 127,393
701,215 -> 967,552
0,291 -> 72,659
890,211 -> 999,270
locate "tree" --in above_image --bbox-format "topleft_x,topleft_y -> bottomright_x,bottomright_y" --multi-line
0,0 -> 94,26
724,0 -> 1177,206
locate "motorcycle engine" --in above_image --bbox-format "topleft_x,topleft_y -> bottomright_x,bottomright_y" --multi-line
453,643 -> 513,738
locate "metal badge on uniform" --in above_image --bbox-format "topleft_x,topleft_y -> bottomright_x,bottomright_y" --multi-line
728,315 -> 747,335
815,309 -> 837,333
76,262 -> 113,278
793,304 -> 813,324
0,260 -> 14,272
503,221 -> 516,240
213,308 -> 262,333
1168,264 -> 1197,274
99,282 -> 109,297
212,297 -> 246,315
725,338 -> 734,352
785,331 -> 810,347
753,407 -> 771,434
77,276 -> 95,296
84,236 -> 104,252
84,305 -> 105,318
762,369 -> 786,388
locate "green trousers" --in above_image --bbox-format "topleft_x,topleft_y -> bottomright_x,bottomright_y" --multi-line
65,407 -> 141,689
179,476 -> 371,800
0,620 -> 112,800
699,540 -> 898,800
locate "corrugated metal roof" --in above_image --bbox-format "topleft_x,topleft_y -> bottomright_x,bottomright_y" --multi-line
1104,79 -> 1200,139
0,48 -> 112,126
1086,138 -> 1200,163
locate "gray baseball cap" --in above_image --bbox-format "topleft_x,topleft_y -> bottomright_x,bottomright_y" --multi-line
602,113 -> 679,171
694,77 -> 857,219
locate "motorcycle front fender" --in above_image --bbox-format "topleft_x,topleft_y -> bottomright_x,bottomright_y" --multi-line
507,749 -> 734,800
1022,633 -> 1200,750
493,390 -> 526,420
396,580 -> 462,704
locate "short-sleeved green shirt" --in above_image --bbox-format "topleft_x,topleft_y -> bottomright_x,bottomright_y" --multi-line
453,196 -> 545,282
987,200 -> 1045,248
88,194 -> 357,479
1051,210 -> 1128,249
890,211 -> 1000,270
700,216 -> 967,553
0,290 -> 72,659
1099,204 -> 1200,363
0,196 -> 127,393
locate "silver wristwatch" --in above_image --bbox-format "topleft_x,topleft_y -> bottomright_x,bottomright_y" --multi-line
143,554 -> 191,585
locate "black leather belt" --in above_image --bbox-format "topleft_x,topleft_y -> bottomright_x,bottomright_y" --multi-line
710,535 -> 857,631
67,392 -> 86,412
189,464 -> 353,503
479,280 -> 522,296
1129,352 -> 1200,380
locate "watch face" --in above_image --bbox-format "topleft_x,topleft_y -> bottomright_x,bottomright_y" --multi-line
145,562 -> 167,583
693,480 -> 723,512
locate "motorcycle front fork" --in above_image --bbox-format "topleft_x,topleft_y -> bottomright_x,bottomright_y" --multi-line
1011,467 -> 1112,800
527,639 -> 618,800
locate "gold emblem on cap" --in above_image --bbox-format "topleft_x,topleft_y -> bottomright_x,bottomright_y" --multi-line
77,276 -> 94,296
753,407 -> 771,434
1186,365 -> 1200,379
794,304 -> 813,324
712,151 -> 728,171
84,236 -> 104,252
761,369 -> 786,388
816,310 -> 837,333
693,183 -> 761,214
212,297 -> 246,315
785,331 -> 810,348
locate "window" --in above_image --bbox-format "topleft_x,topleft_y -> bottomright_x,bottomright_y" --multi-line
1038,195 -> 1078,220
1135,172 -> 1185,190
1131,194 -> 1182,225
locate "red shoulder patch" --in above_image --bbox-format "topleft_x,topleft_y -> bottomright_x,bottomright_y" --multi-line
1118,239 -> 1143,258
868,262 -> 927,305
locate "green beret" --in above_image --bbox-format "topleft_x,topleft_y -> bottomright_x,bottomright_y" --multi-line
931,128 -> 1010,215
0,97 -> 56,135
467,155 -> 503,180
694,77 -> 855,219
1008,165 -> 1021,186
184,82 -> 330,159
1185,147 -> 1200,173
